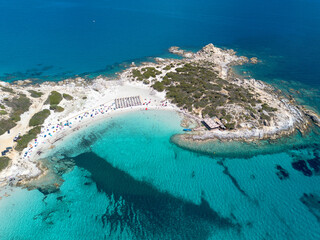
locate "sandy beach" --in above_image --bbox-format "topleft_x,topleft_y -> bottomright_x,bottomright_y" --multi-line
0,44 -> 318,187
0,78 -> 178,186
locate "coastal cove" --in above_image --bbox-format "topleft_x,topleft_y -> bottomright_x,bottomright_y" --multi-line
0,109 -> 320,239
0,42 -> 319,240
1,44 -> 320,188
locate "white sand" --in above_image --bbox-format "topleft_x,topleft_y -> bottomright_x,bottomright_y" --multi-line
0,43 -> 311,186
0,79 -> 178,186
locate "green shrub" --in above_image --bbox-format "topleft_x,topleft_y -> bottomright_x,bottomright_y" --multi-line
132,67 -> 161,80
29,109 -> 51,127
132,69 -> 143,80
28,90 -> 43,98
143,80 -> 150,85
162,76 -> 171,85
261,103 -> 277,112
223,115 -> 232,122
63,93 -> 73,100
0,110 -> 7,115
5,95 -> 31,123
163,65 -> 172,71
152,81 -> 165,92
15,126 -> 41,151
1,87 -> 14,93
0,157 -> 10,171
0,119 -> 16,136
55,106 -> 64,112
260,114 -> 271,121
10,113 -> 21,122
46,91 -> 62,105
224,122 -> 236,130
0,104 -> 5,109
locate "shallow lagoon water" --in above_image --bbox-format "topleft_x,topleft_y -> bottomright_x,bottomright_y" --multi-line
0,110 -> 319,239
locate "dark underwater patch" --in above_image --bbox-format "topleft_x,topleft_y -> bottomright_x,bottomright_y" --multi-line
292,160 -> 313,176
73,152 -> 241,239
290,145 -> 320,176
307,158 -> 320,173
217,160 -> 249,198
300,193 -> 320,222
275,165 -> 289,180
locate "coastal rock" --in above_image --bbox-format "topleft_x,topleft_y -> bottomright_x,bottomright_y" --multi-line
169,46 -> 194,58
0,81 -> 10,87
303,108 -> 320,127
15,79 -> 32,86
250,57 -> 259,64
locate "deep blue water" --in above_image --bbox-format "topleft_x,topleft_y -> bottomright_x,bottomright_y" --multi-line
1,0 -> 320,87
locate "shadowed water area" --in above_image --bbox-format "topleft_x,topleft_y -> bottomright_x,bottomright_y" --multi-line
73,152 -> 239,239
1,110 -> 319,239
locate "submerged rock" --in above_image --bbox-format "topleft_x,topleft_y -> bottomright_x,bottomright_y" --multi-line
292,160 -> 312,176
275,165 -> 289,180
307,158 -> 320,173
300,193 -> 320,222
250,57 -> 259,64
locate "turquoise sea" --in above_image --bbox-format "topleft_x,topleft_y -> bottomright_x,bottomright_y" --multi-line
0,110 -> 320,239
0,0 -> 320,239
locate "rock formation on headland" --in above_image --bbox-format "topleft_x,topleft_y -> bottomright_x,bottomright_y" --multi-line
0,43 -> 319,186
127,44 -> 320,141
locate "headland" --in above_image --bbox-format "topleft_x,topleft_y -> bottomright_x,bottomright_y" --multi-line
0,43 -> 319,187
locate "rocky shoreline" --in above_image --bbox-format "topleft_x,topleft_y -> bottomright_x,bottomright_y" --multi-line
126,44 -> 320,142
0,43 -> 319,188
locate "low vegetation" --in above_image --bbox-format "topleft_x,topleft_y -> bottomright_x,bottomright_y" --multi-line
0,120 -> 16,136
0,110 -> 7,115
50,105 -> 64,112
1,87 -> 14,93
132,67 -> 161,81
145,63 -> 278,130
63,93 -> 73,100
29,109 -> 51,127
6,94 -> 32,122
152,81 -> 165,92
15,126 -> 41,151
46,91 -> 62,105
45,91 -> 65,112
0,157 -> 10,171
28,90 -> 43,98
0,95 -> 32,135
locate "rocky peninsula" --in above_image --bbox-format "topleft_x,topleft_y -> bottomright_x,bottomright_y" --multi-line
124,44 -> 320,141
0,43 -> 319,186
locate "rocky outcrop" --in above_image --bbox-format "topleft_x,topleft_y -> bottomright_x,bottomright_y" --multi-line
168,46 -> 194,58
302,108 -> 320,127
250,57 -> 259,64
